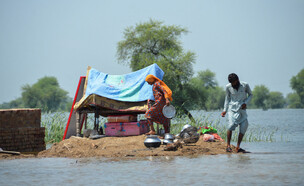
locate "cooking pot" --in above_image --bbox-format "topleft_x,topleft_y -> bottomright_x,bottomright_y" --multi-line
163,139 -> 174,145
181,124 -> 192,132
144,135 -> 161,148
183,132 -> 200,144
164,133 -> 175,140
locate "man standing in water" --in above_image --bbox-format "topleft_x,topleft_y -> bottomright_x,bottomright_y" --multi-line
221,73 -> 253,153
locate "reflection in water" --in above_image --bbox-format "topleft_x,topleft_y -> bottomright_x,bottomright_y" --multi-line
227,154 -> 253,168
0,152 -> 304,185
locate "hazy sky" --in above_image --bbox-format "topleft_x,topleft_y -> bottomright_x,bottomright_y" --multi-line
1,0 -> 303,104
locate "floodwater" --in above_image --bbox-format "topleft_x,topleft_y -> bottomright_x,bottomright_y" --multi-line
1,109 -> 304,185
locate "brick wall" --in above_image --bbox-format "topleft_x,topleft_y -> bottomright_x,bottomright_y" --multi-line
0,109 -> 45,152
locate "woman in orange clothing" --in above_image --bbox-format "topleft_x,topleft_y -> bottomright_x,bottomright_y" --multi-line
145,74 -> 173,135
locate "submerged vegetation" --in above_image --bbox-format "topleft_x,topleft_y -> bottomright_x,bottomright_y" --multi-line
169,112 -> 277,142
42,112 -> 68,144
42,111 -> 278,144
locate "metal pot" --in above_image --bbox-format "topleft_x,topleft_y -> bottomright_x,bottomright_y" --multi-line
163,139 -> 174,145
183,132 -> 200,144
144,135 -> 161,148
181,124 -> 192,132
164,133 -> 175,140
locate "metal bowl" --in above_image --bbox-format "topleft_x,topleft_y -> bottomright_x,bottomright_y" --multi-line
163,139 -> 174,145
164,133 -> 175,140
181,124 -> 192,132
144,135 -> 161,148
163,139 -> 173,145
162,105 -> 176,118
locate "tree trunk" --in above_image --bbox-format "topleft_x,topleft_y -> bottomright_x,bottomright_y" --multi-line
181,106 -> 196,123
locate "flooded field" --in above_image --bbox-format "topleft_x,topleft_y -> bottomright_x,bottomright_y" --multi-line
1,109 -> 304,185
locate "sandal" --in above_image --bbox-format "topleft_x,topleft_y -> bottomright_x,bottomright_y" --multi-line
226,147 -> 232,152
237,148 -> 250,153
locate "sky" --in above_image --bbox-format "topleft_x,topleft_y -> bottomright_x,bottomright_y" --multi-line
0,0 -> 303,104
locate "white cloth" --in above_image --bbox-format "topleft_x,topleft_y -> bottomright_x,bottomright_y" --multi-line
223,81 -> 252,125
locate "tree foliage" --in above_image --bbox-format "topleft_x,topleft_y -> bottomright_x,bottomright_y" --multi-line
189,70 -> 225,110
21,76 -> 69,112
115,20 -> 302,112
0,98 -> 24,109
290,68 -> 304,107
286,93 -> 302,108
251,87 -> 286,109
117,19 -> 197,119
266,91 -> 285,109
251,85 -> 270,109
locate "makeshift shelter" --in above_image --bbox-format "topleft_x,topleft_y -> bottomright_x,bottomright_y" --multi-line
63,64 -> 164,139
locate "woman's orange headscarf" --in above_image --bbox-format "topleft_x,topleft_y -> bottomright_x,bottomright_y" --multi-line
145,74 -> 173,101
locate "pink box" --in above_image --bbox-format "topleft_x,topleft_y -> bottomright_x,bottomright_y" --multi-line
104,120 -> 149,137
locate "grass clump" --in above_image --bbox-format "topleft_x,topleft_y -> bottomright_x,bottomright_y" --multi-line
42,111 -> 278,144
41,112 -> 105,144
169,112 -> 277,142
42,112 -> 68,144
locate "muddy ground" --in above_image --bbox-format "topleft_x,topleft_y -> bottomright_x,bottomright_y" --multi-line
1,135 -> 238,160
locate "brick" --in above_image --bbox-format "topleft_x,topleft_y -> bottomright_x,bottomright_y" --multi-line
0,109 -> 45,152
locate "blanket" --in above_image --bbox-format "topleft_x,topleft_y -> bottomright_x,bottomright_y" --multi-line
85,63 -> 164,102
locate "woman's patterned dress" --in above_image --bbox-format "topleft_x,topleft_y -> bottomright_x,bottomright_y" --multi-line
145,81 -> 170,131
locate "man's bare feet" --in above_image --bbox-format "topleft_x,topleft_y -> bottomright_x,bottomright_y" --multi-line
145,131 -> 156,135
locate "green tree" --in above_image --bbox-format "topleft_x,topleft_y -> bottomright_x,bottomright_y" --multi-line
265,91 -> 285,109
189,75 -> 208,110
0,98 -> 23,109
190,70 -> 225,110
197,70 -> 218,89
22,76 -> 68,112
290,68 -> 304,107
117,19 -> 196,121
286,93 -> 302,108
252,85 -> 270,109
205,87 -> 225,111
